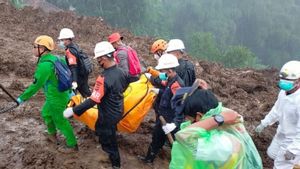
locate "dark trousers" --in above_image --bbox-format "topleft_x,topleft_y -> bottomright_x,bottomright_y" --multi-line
97,125 -> 120,167
77,75 -> 91,98
148,118 -> 177,156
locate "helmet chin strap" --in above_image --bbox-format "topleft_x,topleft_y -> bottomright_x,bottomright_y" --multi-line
37,45 -> 46,57
36,45 -> 46,64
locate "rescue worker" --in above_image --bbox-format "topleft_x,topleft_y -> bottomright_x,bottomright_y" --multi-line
63,41 -> 129,169
170,88 -> 262,169
16,35 -> 78,152
150,39 -> 168,61
256,60 -> 300,169
108,32 -> 141,82
140,53 -> 184,163
182,89 -> 241,129
166,39 -> 196,86
147,39 -> 168,125
58,28 -> 91,97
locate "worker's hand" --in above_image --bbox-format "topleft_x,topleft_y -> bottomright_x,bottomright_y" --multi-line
162,123 -> 176,134
16,97 -> 24,105
220,110 -> 242,125
284,150 -> 295,160
147,67 -> 160,77
255,123 -> 266,133
146,66 -> 153,73
144,73 -> 152,80
63,107 -> 74,118
72,82 -> 78,90
198,79 -> 209,90
149,88 -> 160,94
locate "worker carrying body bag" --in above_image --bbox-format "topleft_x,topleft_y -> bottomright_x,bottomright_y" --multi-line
67,74 -> 156,132
170,103 -> 263,169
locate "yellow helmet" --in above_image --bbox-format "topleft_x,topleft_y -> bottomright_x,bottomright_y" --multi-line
34,35 -> 55,51
151,39 -> 167,54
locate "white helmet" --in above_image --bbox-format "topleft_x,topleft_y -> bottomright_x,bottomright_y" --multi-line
280,60 -> 300,80
165,39 -> 185,53
94,41 -> 115,59
155,53 -> 179,70
58,28 -> 75,40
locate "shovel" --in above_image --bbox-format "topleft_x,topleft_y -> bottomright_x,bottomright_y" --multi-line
159,116 -> 174,144
0,84 -> 19,114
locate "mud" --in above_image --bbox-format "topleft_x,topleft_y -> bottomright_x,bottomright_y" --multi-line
0,0 -> 279,168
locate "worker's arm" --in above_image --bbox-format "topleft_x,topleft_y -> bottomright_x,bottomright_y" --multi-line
73,98 -> 96,116
170,82 -> 185,126
73,75 -> 105,116
66,48 -> 79,82
19,62 -> 52,101
117,50 -> 129,74
260,97 -> 280,127
188,109 -> 241,130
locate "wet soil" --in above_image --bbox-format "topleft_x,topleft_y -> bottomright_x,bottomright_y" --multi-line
0,1 -> 279,168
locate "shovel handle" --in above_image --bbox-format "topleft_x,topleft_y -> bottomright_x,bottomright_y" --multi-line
159,116 -> 174,144
0,104 -> 18,114
0,84 -> 19,105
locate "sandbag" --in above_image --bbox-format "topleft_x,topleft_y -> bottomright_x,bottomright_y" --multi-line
170,103 -> 263,169
68,74 -> 156,133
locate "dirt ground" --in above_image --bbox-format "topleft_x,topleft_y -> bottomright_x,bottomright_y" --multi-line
0,0 -> 280,168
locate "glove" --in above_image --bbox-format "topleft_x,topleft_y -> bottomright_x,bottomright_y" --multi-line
149,88 -> 160,94
144,73 -> 152,79
284,150 -> 295,160
72,82 -> 78,90
255,123 -> 266,133
16,97 -> 24,105
63,107 -> 74,118
147,67 -> 160,77
162,123 -> 176,134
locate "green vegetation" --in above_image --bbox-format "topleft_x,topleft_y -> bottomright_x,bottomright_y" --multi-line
37,0 -> 300,68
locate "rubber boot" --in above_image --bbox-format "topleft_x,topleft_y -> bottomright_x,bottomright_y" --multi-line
139,146 -> 156,163
43,132 -> 59,145
57,144 -> 79,154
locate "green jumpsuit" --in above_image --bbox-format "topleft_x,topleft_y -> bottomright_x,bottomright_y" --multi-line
19,53 -> 77,147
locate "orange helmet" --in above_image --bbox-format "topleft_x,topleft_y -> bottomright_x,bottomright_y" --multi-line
151,39 -> 167,54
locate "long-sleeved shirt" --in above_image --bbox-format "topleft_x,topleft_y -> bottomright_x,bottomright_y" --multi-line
73,65 -> 129,130
261,89 -> 300,154
19,53 -> 69,102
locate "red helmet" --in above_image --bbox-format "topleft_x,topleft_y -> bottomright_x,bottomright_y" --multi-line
108,32 -> 123,43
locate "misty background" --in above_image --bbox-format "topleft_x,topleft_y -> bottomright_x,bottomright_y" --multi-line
12,0 -> 300,68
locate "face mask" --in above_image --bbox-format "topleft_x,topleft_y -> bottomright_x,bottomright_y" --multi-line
278,79 -> 295,91
159,73 -> 168,80
58,41 -> 65,49
153,54 -> 160,61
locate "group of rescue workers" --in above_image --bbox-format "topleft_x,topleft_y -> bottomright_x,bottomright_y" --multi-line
13,27 -> 300,169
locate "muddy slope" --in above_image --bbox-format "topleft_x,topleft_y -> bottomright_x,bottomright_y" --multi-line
0,1 -> 279,168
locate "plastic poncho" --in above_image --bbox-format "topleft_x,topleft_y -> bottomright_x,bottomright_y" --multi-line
170,103 -> 263,169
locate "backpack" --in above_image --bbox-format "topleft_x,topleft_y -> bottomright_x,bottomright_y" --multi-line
69,46 -> 93,75
77,50 -> 93,75
176,59 -> 195,86
171,79 -> 201,125
114,46 -> 141,76
43,56 -> 72,92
